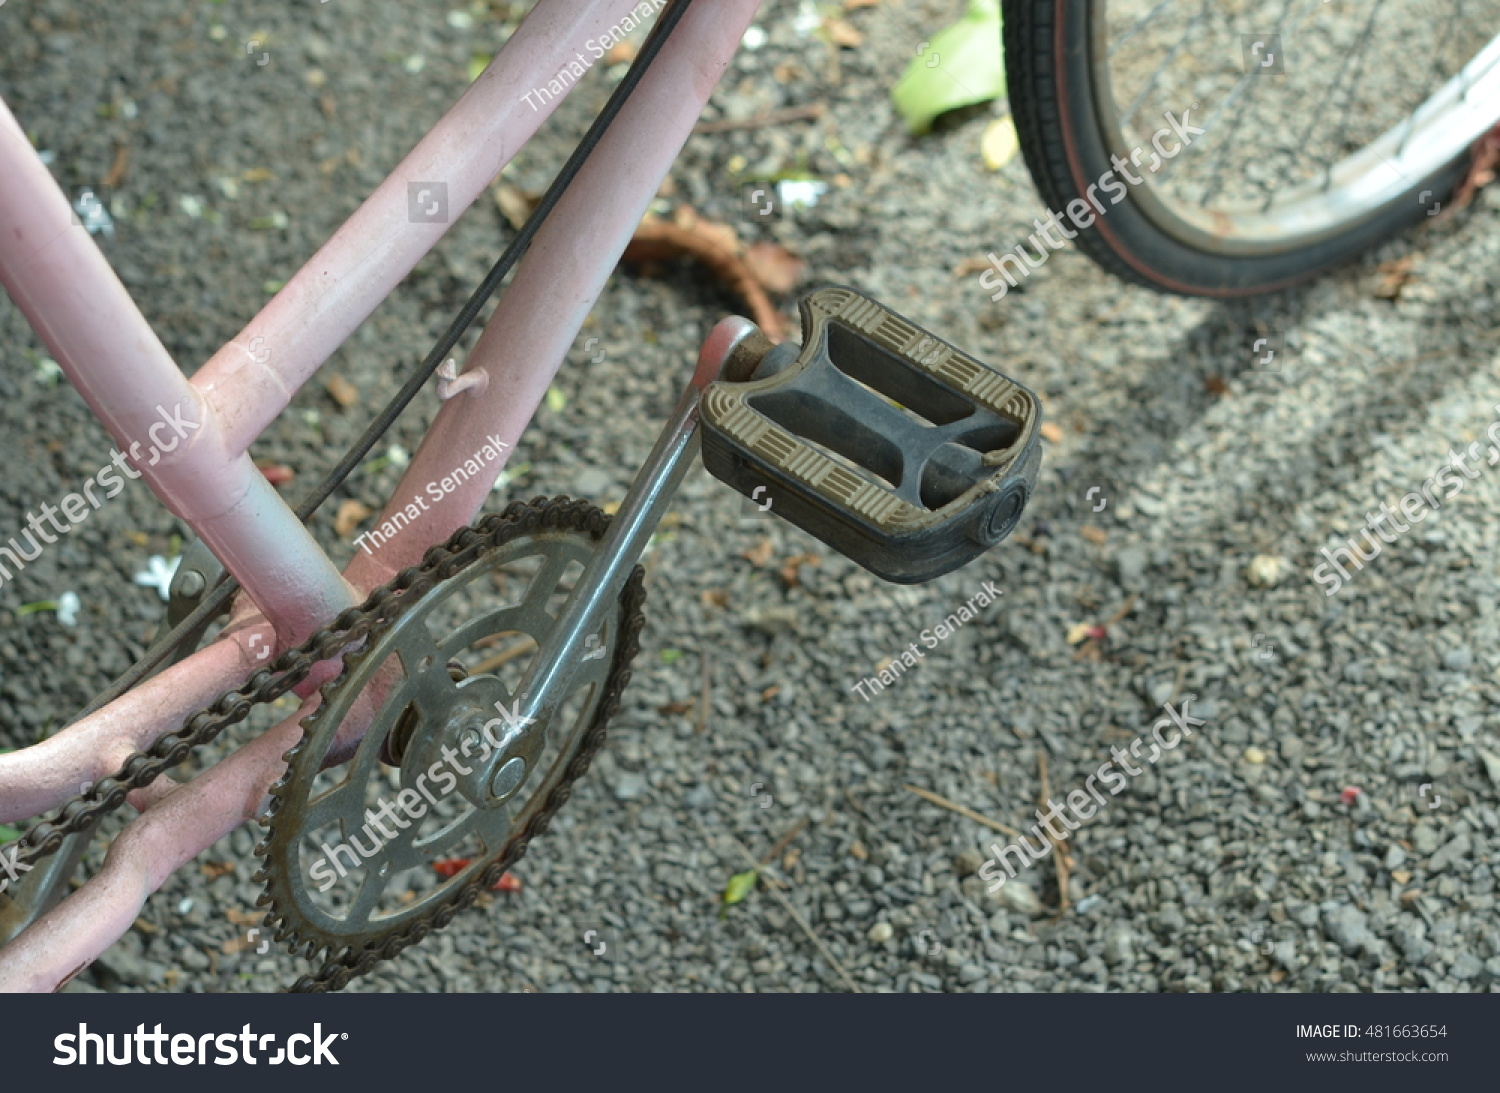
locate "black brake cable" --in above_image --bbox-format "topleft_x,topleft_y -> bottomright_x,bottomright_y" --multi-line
72,0 -> 697,722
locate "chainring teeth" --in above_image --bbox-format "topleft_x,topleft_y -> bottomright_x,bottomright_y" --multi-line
256,497 -> 647,988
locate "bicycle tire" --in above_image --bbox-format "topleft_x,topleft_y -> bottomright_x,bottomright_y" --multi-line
1002,0 -> 1474,297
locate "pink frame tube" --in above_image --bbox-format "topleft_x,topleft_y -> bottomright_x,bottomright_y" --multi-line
0,0 -> 765,992
190,0 -> 649,456
0,103 -> 356,647
0,0 -> 651,818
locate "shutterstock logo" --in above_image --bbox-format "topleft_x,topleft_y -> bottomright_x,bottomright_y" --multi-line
55,1024 -> 345,1066
0,839 -> 31,894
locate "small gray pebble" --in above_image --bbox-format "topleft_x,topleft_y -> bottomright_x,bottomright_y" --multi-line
612,772 -> 648,801
1442,647 -> 1473,671
1104,925 -> 1135,966
954,849 -> 985,877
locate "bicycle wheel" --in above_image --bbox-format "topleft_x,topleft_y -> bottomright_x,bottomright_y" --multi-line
1003,0 -> 1500,296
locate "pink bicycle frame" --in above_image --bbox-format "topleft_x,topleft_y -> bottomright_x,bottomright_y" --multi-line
0,0 -> 763,992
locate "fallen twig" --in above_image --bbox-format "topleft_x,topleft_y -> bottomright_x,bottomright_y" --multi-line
696,651 -> 711,735
469,636 -> 537,676
756,817 -> 808,870
724,831 -> 860,994
1037,751 -> 1071,915
904,783 -> 1023,838
693,103 -> 827,135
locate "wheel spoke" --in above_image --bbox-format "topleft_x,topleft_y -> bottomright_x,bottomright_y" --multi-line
1108,0 -> 1181,60
1184,0 -> 1305,206
1099,0 -> 1500,249
1117,0 -> 1210,131
1315,0 -> 1392,193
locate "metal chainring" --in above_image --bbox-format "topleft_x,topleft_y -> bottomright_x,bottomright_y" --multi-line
1,496 -> 643,992
258,496 -> 645,992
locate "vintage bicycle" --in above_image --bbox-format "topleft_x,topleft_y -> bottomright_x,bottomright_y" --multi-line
0,0 -> 1495,992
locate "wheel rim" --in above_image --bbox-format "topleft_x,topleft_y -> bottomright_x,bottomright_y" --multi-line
1090,0 -> 1500,255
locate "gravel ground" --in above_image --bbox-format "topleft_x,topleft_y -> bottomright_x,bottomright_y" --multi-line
2,0 -> 1499,994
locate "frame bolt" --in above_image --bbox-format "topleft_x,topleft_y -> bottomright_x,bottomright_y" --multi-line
490,757 -> 527,801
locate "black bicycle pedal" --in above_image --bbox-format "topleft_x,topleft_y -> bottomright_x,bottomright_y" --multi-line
700,285 -> 1042,584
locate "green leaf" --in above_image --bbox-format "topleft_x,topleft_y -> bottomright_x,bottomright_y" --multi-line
0,825 -> 21,843
721,869 -> 759,907
545,386 -> 567,413
890,0 -> 1005,137
660,649 -> 683,664
468,53 -> 491,83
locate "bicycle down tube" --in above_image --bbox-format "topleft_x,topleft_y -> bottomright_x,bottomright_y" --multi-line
0,0 -> 763,992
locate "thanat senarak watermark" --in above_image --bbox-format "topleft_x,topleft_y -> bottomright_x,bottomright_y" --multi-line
849,580 -> 1001,702
520,0 -> 667,112
354,434 -> 509,556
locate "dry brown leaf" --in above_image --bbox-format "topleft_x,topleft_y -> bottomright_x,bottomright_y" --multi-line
1080,524 -> 1108,545
700,588 -> 729,609
844,0 -> 880,8
850,840 -> 868,860
671,204 -> 741,252
1065,621 -> 1092,645
200,861 -> 235,880
1374,256 -> 1417,299
605,40 -> 637,65
741,537 -> 775,567
1449,127 -> 1500,213
335,499 -> 372,538
226,908 -> 259,927
324,372 -> 358,408
1039,421 -> 1064,443
624,215 -> 788,340
953,255 -> 993,277
823,17 -> 864,47
102,143 -> 130,189
493,182 -> 536,231
744,240 -> 805,294
779,552 -> 820,587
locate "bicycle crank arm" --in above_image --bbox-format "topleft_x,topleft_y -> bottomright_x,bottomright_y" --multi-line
700,286 -> 1043,583
468,317 -> 765,803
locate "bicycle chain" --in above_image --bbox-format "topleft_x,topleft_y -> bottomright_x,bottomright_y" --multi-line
8,495 -> 645,993
262,496 -> 646,992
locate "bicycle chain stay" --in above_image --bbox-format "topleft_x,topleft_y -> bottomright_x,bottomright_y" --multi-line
3,497 -> 644,994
